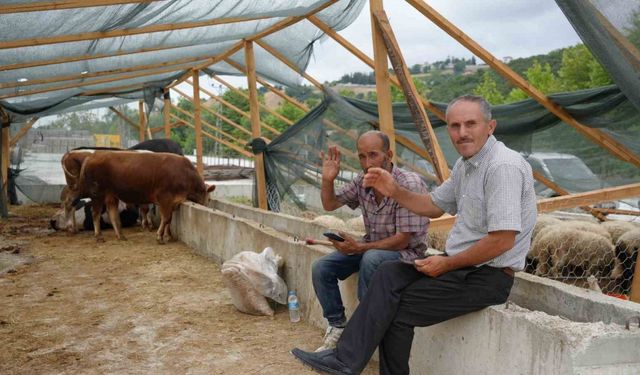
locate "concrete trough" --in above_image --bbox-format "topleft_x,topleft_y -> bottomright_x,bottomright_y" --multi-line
173,199 -> 640,375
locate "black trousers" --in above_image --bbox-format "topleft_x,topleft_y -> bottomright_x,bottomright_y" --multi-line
335,261 -> 514,375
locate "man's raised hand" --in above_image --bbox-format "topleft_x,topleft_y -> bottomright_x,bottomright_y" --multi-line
320,146 -> 341,182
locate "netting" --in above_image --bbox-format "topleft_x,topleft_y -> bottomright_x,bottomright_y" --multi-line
0,0 -> 365,122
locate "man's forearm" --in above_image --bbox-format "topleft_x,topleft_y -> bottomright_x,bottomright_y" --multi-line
320,180 -> 341,211
391,186 -> 442,218
357,233 -> 411,253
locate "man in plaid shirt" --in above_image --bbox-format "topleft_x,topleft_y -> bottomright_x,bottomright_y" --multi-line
312,130 -> 429,352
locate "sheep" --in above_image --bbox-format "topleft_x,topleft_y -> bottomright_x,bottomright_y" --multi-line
312,215 -> 346,230
346,215 -> 365,233
601,221 -> 637,245
614,229 -> 640,294
532,214 -> 562,241
427,229 -> 449,251
532,225 -> 617,278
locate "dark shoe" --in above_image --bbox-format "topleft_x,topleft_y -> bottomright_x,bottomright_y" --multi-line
290,348 -> 353,375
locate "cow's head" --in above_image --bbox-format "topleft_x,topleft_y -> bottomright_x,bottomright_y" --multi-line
201,184 -> 216,206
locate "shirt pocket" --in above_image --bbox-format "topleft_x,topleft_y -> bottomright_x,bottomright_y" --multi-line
464,196 -> 486,231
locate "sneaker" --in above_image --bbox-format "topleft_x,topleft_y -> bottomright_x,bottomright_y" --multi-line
315,326 -> 344,352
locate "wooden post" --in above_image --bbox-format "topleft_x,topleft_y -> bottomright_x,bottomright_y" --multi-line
373,10 -> 449,182
1,125 -> 9,201
630,260 -> 640,303
9,117 -> 38,147
370,0 -> 396,158
245,40 -> 268,210
163,90 -> 171,138
138,100 -> 146,142
192,69 -> 204,176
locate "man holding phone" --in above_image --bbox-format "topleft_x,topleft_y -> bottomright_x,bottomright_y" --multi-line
312,130 -> 429,352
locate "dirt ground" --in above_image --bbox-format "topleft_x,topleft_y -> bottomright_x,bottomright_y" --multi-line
0,204 -> 377,375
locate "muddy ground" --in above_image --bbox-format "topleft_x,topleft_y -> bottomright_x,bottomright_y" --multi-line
0,204 -> 376,375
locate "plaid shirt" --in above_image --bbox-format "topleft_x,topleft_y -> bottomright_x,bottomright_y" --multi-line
336,165 -> 429,257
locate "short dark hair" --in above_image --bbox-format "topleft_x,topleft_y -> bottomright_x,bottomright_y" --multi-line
359,130 -> 390,151
446,95 -> 492,121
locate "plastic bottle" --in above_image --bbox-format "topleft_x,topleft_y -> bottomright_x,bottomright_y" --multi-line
288,290 -> 301,323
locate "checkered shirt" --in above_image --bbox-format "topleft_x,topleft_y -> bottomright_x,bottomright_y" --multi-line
336,165 -> 429,257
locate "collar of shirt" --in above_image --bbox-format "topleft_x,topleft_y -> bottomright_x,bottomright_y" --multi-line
463,135 -> 497,171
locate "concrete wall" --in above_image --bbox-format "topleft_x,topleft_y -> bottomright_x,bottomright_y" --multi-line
173,200 -> 640,375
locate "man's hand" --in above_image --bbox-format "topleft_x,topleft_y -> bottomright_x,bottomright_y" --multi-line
321,146 -> 341,182
329,231 -> 363,255
363,167 -> 398,197
415,255 -> 452,277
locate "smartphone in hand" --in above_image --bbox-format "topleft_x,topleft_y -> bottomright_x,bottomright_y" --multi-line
399,255 -> 429,265
323,232 -> 345,242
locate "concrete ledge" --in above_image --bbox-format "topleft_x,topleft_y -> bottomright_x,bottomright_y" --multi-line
174,201 -> 640,374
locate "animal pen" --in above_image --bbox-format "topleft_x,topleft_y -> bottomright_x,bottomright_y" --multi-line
1,0 -> 640,374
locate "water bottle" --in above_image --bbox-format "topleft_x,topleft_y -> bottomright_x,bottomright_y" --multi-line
288,290 -> 301,323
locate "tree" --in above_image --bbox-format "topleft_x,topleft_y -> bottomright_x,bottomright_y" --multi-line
557,44 -> 612,91
474,71 -> 505,104
625,10 -> 640,48
410,64 -> 423,74
505,60 -> 561,103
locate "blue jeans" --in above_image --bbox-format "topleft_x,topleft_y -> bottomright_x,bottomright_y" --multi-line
311,249 -> 400,327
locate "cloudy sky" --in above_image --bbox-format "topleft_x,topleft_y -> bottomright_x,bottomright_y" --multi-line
305,0 -> 582,83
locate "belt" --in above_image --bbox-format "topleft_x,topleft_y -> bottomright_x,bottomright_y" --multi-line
502,267 -> 514,278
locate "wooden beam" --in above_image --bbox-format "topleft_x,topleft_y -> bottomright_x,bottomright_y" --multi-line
163,91 -> 171,138
631,256 -> 640,303
369,0 -> 396,158
373,10 -> 449,181
591,208 -> 640,216
9,117 -> 39,147
0,0 -> 161,14
222,58 -> 309,111
170,86 -> 253,138
1,126 -> 8,197
184,79 -> 281,135
1,53 -> 220,90
407,0 -> 640,167
172,113 -> 253,158
192,70 -> 204,176
536,183 -> 640,213
245,40 -> 268,210
532,170 -> 607,221
211,74 -> 294,126
1,62 -> 190,100
109,106 -> 140,131
138,101 -> 146,141
170,103 -> 249,145
307,14 -> 446,120
255,39 -> 323,89
0,15 -> 275,50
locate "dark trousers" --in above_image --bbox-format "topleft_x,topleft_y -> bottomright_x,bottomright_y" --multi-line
335,261 -> 514,375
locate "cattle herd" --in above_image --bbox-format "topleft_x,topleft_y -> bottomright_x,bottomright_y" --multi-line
52,139 -> 215,244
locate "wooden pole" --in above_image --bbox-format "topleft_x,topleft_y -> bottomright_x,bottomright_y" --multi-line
138,101 -> 146,142
630,259 -> 640,303
373,10 -> 449,181
192,70 -> 204,176
245,40 -> 268,210
9,117 -> 39,147
163,91 -> 171,139
1,125 -> 9,200
369,0 -> 396,158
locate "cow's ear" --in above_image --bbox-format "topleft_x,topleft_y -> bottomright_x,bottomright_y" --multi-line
206,184 -> 216,192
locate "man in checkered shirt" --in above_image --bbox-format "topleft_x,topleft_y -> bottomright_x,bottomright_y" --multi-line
312,130 -> 429,352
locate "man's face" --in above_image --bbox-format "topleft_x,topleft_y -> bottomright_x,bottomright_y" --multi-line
356,134 -> 392,173
446,100 -> 496,159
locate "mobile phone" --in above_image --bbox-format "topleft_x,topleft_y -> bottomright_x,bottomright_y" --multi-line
323,232 -> 345,242
399,255 -> 429,265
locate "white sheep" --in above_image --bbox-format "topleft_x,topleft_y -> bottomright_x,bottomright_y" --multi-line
614,229 -> 640,294
532,214 -> 562,241
601,221 -> 637,245
533,225 -> 617,278
312,215 -> 346,230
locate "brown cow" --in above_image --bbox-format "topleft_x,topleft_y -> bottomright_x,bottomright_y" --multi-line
77,151 -> 215,243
